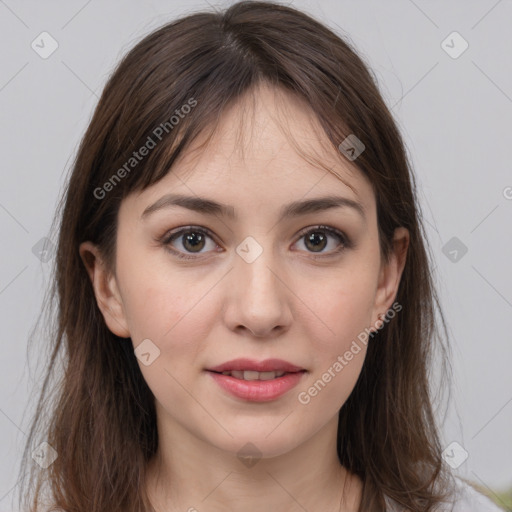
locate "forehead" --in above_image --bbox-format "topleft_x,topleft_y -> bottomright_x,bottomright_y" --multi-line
126,83 -> 376,220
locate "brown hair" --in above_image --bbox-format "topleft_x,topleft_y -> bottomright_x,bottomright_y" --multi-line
18,1 -> 455,511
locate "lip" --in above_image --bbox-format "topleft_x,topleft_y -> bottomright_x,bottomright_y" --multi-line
207,358 -> 304,373
207,370 -> 306,402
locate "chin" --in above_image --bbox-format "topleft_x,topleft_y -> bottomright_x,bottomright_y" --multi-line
205,428 -> 304,461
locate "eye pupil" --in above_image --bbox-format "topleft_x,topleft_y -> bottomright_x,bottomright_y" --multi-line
183,231 -> 205,252
305,231 -> 327,252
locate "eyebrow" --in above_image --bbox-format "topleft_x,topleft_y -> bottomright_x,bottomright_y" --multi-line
141,193 -> 366,223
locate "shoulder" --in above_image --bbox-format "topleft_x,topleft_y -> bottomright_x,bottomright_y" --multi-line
446,477 -> 505,512
383,476 -> 505,512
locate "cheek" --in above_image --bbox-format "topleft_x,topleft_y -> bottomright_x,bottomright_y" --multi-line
297,263 -> 378,359
119,267 -> 214,401
116,247 -> 205,342
296,280 -> 371,412
117,260 -> 222,394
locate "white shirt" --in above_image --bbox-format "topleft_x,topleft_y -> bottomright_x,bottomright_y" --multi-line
446,477 -> 505,512
384,476 -> 505,511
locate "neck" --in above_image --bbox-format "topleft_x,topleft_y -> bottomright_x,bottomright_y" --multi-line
145,411 -> 362,512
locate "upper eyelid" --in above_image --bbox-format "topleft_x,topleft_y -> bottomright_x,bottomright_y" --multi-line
163,225 -> 217,243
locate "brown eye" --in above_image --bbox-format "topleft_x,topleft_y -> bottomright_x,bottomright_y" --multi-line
295,225 -> 350,256
304,230 -> 328,252
162,226 -> 218,260
181,231 -> 207,252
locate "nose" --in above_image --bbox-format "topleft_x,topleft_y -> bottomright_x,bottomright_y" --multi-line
223,246 -> 293,339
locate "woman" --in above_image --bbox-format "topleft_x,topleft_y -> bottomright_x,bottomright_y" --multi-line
18,1 -> 504,511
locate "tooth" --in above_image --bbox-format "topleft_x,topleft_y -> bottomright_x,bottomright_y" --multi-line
243,371 -> 260,381
224,370 -> 288,380
259,371 -> 276,380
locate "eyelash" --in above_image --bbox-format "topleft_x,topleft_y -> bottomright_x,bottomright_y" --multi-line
160,225 -> 352,261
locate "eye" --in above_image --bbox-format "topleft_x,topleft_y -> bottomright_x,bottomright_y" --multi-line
293,225 -> 351,257
161,226 -> 219,260
160,224 -> 352,260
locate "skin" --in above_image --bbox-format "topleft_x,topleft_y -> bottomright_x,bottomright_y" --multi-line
80,82 -> 409,512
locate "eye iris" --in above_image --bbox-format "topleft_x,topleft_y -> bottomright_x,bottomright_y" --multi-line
305,231 -> 327,252
183,231 -> 205,252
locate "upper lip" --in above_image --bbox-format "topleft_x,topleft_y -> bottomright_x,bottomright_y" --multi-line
207,358 -> 305,373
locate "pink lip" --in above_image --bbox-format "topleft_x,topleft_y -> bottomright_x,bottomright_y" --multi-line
207,358 -> 304,373
207,371 -> 306,402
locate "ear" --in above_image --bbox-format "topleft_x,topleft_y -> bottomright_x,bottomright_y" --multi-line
79,241 -> 131,338
370,227 -> 409,331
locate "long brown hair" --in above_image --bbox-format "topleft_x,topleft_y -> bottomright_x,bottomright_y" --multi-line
18,1 -> 455,510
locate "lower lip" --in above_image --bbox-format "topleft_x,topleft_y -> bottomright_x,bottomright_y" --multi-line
207,371 -> 306,402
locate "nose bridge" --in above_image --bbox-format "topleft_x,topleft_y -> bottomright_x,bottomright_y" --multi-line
236,234 -> 281,299
226,234 -> 291,335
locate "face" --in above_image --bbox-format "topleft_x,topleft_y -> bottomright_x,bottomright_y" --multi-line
81,83 -> 408,460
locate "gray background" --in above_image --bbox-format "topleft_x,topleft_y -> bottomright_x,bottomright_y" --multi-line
1,0 -> 511,509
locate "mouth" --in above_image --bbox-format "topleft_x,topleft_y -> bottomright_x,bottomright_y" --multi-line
209,369 -> 305,381
205,358 -> 307,402
206,358 -> 306,376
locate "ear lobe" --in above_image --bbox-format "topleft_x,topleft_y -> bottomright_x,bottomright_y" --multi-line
371,227 -> 409,328
78,241 -> 131,338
